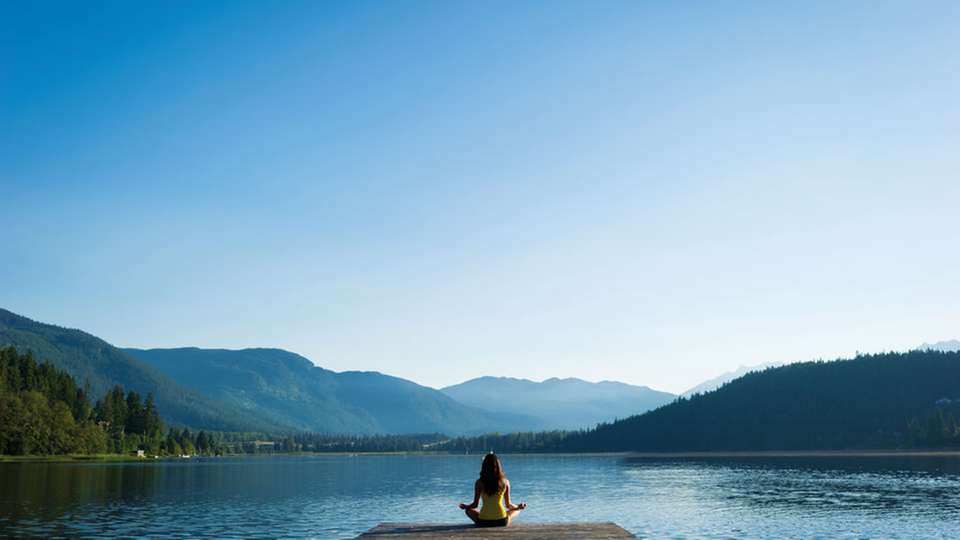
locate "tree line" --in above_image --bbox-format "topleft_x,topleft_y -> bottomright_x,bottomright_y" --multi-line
0,347 -> 107,454
0,347 -> 224,457
200,431 -> 577,454
438,431 -> 572,453
907,402 -> 960,447
7,345 -> 960,456
160,431 -> 571,454
209,432 -> 448,453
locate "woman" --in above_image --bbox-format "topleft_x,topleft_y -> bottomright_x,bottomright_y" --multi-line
458,453 -> 527,527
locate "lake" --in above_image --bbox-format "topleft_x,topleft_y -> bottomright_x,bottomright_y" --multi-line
2,454 -> 960,539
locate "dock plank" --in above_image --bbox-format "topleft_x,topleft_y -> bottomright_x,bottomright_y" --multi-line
356,522 -> 636,539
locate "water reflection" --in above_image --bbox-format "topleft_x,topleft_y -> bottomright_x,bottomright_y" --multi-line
621,454 -> 960,517
2,454 -> 960,539
618,455 -> 960,538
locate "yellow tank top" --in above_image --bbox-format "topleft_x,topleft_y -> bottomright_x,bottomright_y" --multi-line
478,485 -> 507,520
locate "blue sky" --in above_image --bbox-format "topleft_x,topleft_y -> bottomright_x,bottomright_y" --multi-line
2,1 -> 959,393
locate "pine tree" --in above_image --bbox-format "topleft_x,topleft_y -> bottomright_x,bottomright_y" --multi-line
196,431 -> 209,455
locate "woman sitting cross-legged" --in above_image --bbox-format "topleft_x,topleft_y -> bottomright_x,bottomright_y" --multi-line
458,452 -> 527,527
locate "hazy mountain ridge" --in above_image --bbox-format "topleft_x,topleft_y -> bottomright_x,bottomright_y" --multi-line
0,308 -> 541,435
442,375 -> 676,430
125,347 -> 544,435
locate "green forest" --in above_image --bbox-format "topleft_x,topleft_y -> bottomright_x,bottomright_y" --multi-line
0,308 -> 284,433
560,350 -> 960,452
0,347 -> 107,454
0,347 -> 224,457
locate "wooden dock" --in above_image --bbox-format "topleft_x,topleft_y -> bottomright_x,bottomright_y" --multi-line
356,522 -> 636,539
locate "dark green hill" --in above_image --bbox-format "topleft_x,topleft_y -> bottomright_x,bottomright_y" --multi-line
125,347 -> 543,435
563,350 -> 960,451
0,308 -> 280,432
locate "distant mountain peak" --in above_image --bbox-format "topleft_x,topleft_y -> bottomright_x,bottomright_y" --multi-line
441,376 -> 676,430
682,362 -> 781,397
918,339 -> 960,353
457,375 -> 625,386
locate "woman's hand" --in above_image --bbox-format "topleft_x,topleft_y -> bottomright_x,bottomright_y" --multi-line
458,503 -> 468,509
515,502 -> 527,510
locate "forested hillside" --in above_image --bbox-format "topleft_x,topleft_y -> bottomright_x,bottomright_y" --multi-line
561,350 -> 960,451
681,362 -> 779,397
0,347 -> 107,454
0,309 -> 281,432
0,346 -> 229,456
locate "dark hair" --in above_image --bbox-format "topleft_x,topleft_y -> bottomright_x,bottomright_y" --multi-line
479,452 -> 506,496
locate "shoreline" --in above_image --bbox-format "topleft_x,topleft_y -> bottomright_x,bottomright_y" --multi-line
0,454 -> 150,463
4,449 -> 960,463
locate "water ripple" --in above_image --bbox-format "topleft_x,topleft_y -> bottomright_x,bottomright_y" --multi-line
2,455 -> 960,539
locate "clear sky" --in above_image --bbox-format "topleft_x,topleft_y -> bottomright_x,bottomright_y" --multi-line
2,1 -> 959,394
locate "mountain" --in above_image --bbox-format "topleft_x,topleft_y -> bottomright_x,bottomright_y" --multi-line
0,308 -> 280,431
441,376 -> 676,430
125,347 -> 542,435
681,362 -> 780,397
918,339 -> 960,353
0,308 -> 539,435
562,350 -> 960,452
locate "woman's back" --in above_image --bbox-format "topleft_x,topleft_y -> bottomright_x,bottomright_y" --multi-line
459,453 -> 525,527
478,482 -> 507,520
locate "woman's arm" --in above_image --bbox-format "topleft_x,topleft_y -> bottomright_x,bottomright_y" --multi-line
458,480 -> 482,509
503,481 -> 526,510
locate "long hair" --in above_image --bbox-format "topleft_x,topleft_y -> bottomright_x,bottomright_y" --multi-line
479,452 -> 506,496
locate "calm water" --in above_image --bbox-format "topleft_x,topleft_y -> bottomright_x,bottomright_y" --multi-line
2,454 -> 960,539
